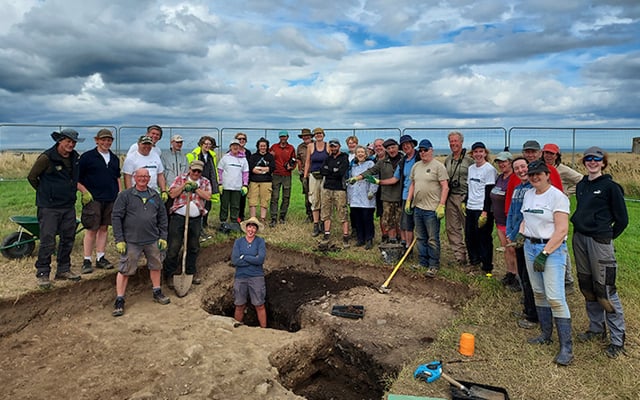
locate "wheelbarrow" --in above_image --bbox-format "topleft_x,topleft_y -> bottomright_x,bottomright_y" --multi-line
0,216 -> 84,259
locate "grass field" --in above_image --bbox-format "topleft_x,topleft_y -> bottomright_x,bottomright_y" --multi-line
1,151 -> 639,399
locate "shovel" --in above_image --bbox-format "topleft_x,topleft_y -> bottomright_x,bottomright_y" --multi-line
378,237 -> 417,294
173,196 -> 193,297
441,371 -> 506,400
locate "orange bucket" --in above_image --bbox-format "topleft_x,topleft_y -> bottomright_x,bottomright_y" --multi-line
459,332 -> 475,356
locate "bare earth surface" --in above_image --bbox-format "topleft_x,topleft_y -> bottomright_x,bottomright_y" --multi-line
0,242 -> 472,400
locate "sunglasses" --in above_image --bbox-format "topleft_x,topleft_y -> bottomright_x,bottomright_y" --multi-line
237,137 -> 247,141
418,148 -> 430,153
584,155 -> 603,162
191,169 -> 202,173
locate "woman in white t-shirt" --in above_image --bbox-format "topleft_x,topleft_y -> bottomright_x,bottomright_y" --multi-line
464,142 -> 497,273
518,160 -> 573,366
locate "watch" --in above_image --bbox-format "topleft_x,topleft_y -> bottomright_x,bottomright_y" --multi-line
542,250 -> 549,256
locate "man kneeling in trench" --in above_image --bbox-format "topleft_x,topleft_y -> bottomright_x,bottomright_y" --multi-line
231,217 -> 267,328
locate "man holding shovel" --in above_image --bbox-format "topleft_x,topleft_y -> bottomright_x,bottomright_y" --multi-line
163,160 -> 212,291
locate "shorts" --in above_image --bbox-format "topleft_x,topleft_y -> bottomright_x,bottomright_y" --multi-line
381,201 -> 401,229
308,173 -> 323,211
81,200 -> 114,230
118,242 -> 163,276
320,188 -> 348,223
248,181 -> 272,208
234,276 -> 266,306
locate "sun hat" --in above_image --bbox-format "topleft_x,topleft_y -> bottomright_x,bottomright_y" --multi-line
51,128 -> 84,143
298,128 -> 312,138
240,217 -> 264,232
399,134 -> 418,147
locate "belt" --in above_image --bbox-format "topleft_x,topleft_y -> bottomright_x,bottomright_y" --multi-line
526,236 -> 550,244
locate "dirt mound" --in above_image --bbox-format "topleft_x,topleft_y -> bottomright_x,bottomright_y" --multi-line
0,243 -> 472,400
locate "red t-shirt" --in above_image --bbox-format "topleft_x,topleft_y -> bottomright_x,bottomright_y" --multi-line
504,162 -> 564,215
269,143 -> 296,176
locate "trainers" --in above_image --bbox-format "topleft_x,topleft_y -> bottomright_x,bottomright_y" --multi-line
518,319 -> 538,329
577,330 -> 607,343
153,290 -> 171,305
605,344 -> 625,359
37,275 -> 52,289
54,271 -> 81,281
425,267 -> 438,278
81,259 -> 93,274
112,297 -> 125,317
96,256 -> 114,270
342,235 -> 350,247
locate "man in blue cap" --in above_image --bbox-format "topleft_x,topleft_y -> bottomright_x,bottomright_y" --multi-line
28,128 -> 85,288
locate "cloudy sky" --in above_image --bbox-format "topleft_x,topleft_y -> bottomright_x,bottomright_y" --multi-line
1,0 -> 639,131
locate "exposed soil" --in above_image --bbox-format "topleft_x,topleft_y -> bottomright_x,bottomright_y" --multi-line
0,242 -> 473,400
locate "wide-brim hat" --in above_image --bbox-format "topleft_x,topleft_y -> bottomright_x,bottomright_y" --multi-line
399,134 -> 418,147
298,128 -> 312,138
240,217 -> 264,233
51,128 -> 84,143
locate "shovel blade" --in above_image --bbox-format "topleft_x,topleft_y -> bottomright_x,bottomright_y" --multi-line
173,274 -> 193,297
468,385 -> 506,400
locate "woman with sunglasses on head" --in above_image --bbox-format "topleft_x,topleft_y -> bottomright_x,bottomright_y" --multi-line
571,147 -> 629,359
519,160 -> 572,366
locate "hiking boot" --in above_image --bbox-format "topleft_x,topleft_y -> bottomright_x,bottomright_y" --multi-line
112,297 -> 125,317
518,319 -> 538,330
605,344 -> 625,359
279,218 -> 285,224
312,223 -> 321,237
269,220 -> 277,228
364,239 -> 373,250
355,240 -> 365,247
200,231 -> 212,242
507,281 -> 522,292
342,235 -> 350,247
55,271 -> 81,281
153,289 -> 171,305
577,330 -> 607,343
501,272 -> 516,286
425,267 -> 438,278
81,259 -> 93,274
192,277 -> 202,285
323,233 -> 330,241
37,275 -> 52,289
96,256 -> 114,270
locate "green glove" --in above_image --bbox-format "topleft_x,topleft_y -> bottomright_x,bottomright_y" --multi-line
158,239 -> 168,251
478,214 -> 488,228
161,191 -> 169,202
533,251 -> 548,272
404,199 -> 413,215
364,175 -> 380,185
184,182 -> 196,192
460,202 -> 467,217
116,242 -> 127,255
241,186 -> 248,196
218,185 -> 224,194
367,192 -> 374,200
81,191 -> 93,206
211,193 -> 220,203
347,177 -> 359,185
514,232 -> 526,248
436,204 -> 445,220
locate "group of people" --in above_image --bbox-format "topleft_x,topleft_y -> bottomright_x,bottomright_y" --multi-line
27,126 -> 630,348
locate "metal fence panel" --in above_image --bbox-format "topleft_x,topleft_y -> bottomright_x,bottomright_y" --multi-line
402,127 -> 508,156
118,126 -> 219,156
0,124 -> 117,153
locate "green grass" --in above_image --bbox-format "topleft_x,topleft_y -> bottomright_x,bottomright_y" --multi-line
2,172 -> 640,399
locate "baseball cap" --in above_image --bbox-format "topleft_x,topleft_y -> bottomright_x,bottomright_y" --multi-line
328,138 -> 340,147
171,134 -> 184,142
522,140 -> 541,151
471,142 -> 486,150
495,151 -> 513,161
542,143 -> 560,154
584,146 -> 605,158
278,130 -> 289,137
95,129 -> 113,140
138,135 -> 154,145
527,160 -> 550,175
190,160 -> 204,171
383,138 -> 399,148
418,139 -> 433,150
229,139 -> 241,146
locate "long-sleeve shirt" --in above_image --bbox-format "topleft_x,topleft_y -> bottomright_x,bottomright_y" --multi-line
571,174 -> 628,240
505,180 -> 532,241
231,236 -> 266,278
218,152 -> 249,190
320,152 -> 349,191
348,159 -> 378,208
112,187 -> 168,245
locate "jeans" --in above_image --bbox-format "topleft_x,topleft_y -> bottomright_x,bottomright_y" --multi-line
525,240 -> 570,319
414,207 -> 441,268
270,175 -> 292,220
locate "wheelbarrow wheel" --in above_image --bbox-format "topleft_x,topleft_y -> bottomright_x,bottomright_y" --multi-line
1,232 -> 36,259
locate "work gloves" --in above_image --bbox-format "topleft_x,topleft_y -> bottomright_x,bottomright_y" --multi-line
81,191 -> 93,206
347,177 -> 359,185
478,214 -> 488,228
533,251 -> 548,272
210,193 -> 220,203
184,181 -> 197,192
514,233 -> 526,248
436,204 -> 445,220
158,239 -> 168,251
241,186 -> 248,196
364,175 -> 380,185
460,202 -> 467,217
161,191 -> 169,202
404,199 -> 413,215
116,242 -> 127,255
218,185 -> 224,194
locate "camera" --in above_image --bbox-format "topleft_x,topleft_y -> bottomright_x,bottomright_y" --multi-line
450,179 -> 460,188
286,157 -> 297,170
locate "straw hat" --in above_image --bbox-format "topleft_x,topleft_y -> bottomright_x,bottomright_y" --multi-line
240,217 -> 264,232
